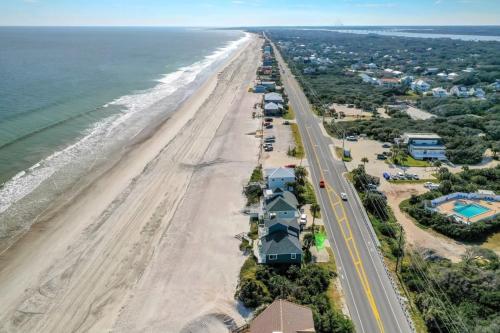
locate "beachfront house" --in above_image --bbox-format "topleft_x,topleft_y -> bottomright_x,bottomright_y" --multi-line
264,102 -> 283,116
411,79 -> 431,93
264,193 -> 299,219
450,85 -> 469,98
432,87 -> 449,97
264,92 -> 284,104
264,167 -> 295,191
403,133 -> 447,161
250,299 -> 315,333
261,81 -> 276,90
254,84 -> 266,93
256,215 -> 302,264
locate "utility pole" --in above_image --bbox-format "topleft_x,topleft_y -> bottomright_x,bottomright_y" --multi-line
395,225 -> 404,274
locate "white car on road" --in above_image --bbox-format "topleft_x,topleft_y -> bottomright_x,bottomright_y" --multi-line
340,192 -> 348,201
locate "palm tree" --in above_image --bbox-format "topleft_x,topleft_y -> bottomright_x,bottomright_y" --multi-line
361,157 -> 369,166
433,160 -> 442,173
310,203 -> 321,234
294,166 -> 307,185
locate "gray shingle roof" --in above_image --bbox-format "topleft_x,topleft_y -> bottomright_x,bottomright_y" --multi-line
261,230 -> 301,256
266,196 -> 297,212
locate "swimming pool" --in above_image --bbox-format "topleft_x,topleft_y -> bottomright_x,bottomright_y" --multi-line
454,202 -> 490,218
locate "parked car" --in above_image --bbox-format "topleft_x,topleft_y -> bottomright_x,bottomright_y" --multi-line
285,164 -> 296,168
424,182 -> 439,190
265,124 -> 273,129
283,120 -> 290,125
376,154 -> 387,160
340,192 -> 348,201
319,180 -> 325,188
265,117 -> 273,122
264,137 -> 275,143
300,214 -> 307,225
346,135 -> 358,141
382,143 -> 392,148
264,146 -> 273,152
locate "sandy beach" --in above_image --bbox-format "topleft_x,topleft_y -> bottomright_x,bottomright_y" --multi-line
0,34 -> 262,333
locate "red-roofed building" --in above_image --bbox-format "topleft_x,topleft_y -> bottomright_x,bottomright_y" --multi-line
250,299 -> 316,333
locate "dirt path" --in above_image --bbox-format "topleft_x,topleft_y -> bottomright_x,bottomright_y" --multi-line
386,186 -> 467,262
0,36 -> 262,333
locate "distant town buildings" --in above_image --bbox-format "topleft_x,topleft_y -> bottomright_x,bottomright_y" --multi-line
411,79 -> 431,93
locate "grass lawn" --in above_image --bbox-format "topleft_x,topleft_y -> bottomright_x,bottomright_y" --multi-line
289,123 -> 305,159
282,106 -> 295,120
388,178 -> 435,184
388,155 -> 431,167
239,255 -> 258,281
249,165 -> 263,182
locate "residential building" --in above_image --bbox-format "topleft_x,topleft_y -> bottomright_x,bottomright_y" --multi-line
250,299 -> 315,333
403,133 -> 447,160
264,167 -> 295,191
260,81 -> 276,90
264,92 -> 284,104
378,78 -> 401,89
256,215 -> 302,264
303,67 -> 315,75
359,73 -> 378,85
253,85 -> 266,93
469,87 -> 485,98
411,79 -> 431,93
264,192 -> 299,219
432,87 -> 448,97
489,80 -> 500,91
264,102 -> 283,116
400,75 -> 414,85
437,72 -> 448,80
450,85 -> 469,97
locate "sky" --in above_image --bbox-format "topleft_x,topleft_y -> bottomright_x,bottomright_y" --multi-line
1,0 -> 499,27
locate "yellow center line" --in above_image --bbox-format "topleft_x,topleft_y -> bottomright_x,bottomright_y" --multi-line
304,126 -> 385,333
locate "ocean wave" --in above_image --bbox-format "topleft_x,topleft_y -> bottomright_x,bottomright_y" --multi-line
0,32 -> 250,216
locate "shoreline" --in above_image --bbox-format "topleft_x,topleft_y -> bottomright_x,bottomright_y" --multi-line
0,31 -> 250,253
0,33 -> 262,332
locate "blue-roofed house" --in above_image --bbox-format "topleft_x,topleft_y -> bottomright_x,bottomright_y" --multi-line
264,167 -> 295,191
254,85 -> 266,93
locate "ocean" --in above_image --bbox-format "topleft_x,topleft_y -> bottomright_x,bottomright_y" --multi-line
0,27 -> 247,236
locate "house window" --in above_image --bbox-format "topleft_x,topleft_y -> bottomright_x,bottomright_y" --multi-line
268,254 -> 278,260
291,253 -> 297,259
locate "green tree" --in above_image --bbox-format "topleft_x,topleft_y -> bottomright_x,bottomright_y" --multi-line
295,166 -> 308,185
310,203 -> 321,234
361,156 -> 369,166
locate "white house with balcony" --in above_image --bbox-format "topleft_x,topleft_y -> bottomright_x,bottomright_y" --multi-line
450,85 -> 469,98
403,133 -> 447,161
411,79 -> 431,93
432,87 -> 448,97
264,167 -> 295,191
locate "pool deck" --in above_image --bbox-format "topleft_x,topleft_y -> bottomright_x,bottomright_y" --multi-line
436,199 -> 500,223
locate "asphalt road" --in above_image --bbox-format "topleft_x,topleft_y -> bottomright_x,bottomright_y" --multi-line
271,41 -> 414,333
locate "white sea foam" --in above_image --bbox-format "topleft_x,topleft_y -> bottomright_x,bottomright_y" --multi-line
0,32 -> 250,216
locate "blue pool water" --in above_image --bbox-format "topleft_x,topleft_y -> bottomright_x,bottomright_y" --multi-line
454,203 -> 490,218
